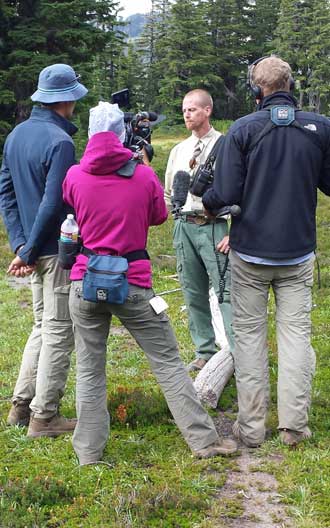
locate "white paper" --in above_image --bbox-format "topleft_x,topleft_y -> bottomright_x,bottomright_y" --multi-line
149,296 -> 169,314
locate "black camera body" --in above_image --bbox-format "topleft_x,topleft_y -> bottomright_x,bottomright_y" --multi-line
111,89 -> 158,161
123,111 -> 154,161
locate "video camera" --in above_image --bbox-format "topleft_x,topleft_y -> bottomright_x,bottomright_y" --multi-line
111,88 -> 162,162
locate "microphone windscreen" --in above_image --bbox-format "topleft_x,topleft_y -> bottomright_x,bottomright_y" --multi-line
138,111 -> 158,122
146,111 -> 158,122
230,205 -> 241,216
171,171 -> 191,208
216,204 -> 241,218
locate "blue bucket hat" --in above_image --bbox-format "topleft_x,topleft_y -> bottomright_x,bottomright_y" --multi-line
31,63 -> 88,103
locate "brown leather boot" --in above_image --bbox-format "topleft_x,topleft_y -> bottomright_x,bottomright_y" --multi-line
193,438 -> 238,458
27,414 -> 77,438
279,427 -> 312,446
7,400 -> 31,427
188,358 -> 208,372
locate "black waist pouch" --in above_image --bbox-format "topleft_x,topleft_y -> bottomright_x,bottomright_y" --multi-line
58,240 -> 80,270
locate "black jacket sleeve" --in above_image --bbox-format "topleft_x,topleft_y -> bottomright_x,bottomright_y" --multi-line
203,128 -> 246,210
0,145 -> 26,253
318,132 -> 330,195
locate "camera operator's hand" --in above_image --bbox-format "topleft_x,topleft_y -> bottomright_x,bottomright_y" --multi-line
216,235 -> 230,254
142,147 -> 151,166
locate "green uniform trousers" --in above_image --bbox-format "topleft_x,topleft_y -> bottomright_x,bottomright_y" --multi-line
173,218 -> 234,360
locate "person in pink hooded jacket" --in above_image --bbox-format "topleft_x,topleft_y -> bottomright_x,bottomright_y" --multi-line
63,102 -> 237,465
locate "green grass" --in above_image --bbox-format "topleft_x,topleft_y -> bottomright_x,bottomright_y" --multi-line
0,124 -> 330,527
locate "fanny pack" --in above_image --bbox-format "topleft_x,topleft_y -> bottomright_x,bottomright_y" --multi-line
82,248 -> 149,305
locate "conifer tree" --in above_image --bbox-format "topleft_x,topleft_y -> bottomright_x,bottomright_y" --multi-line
0,0 -> 16,137
156,0 -> 215,119
273,0 -> 312,107
137,0 -> 171,109
0,0 -> 121,146
201,0 -> 252,118
114,42 -> 147,110
305,0 -> 330,112
274,0 -> 330,112
247,0 -> 281,59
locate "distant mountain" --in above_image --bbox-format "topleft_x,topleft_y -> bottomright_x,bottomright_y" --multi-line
118,13 -> 147,39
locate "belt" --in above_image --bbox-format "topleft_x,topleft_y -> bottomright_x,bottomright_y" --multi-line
81,247 -> 150,263
182,214 -> 226,225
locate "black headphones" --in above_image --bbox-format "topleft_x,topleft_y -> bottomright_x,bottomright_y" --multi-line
247,55 -> 295,99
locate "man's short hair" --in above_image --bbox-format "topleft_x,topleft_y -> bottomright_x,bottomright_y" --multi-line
252,57 -> 292,93
184,89 -> 213,109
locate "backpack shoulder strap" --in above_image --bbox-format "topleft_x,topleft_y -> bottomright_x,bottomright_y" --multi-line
204,135 -> 224,168
116,159 -> 139,177
246,116 -> 276,154
246,106 -> 324,154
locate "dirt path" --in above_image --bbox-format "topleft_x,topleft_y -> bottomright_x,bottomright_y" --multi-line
214,414 -> 295,528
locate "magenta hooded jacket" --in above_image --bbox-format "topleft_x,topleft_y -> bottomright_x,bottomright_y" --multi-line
62,131 -> 168,288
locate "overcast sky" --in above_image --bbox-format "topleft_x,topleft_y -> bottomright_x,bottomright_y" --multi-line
118,0 -> 152,18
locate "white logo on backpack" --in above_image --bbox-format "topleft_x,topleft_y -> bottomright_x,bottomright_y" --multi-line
304,124 -> 317,131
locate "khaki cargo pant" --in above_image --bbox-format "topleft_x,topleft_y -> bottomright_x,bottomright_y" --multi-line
173,218 -> 234,360
69,281 -> 219,465
230,251 -> 315,445
12,256 -> 74,418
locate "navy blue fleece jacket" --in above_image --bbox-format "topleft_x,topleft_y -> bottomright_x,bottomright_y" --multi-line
203,93 -> 330,258
0,106 -> 77,264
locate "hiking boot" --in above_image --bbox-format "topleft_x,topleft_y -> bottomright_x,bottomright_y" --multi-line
188,358 -> 208,372
27,414 -> 77,438
232,420 -> 262,448
194,438 -> 238,458
7,400 -> 31,427
279,427 -> 312,446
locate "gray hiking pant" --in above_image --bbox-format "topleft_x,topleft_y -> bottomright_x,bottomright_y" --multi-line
13,256 -> 74,418
173,218 -> 233,360
69,281 -> 219,465
230,251 -> 315,445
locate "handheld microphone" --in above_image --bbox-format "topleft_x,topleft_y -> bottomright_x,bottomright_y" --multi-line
216,204 -> 241,217
171,171 -> 191,212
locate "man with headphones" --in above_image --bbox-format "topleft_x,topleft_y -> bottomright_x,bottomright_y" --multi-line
203,56 -> 330,448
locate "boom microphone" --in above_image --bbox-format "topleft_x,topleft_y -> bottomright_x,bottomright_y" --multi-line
171,171 -> 191,212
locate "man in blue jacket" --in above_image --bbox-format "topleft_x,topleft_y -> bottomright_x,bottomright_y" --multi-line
0,64 -> 87,437
203,56 -> 330,448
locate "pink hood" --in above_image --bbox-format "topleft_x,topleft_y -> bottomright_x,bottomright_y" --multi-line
80,131 -> 132,175
63,131 -> 168,288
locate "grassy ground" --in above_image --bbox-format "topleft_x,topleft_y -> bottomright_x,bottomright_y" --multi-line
0,122 -> 330,527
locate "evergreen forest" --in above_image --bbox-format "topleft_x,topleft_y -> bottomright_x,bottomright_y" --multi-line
1,0 -> 330,149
